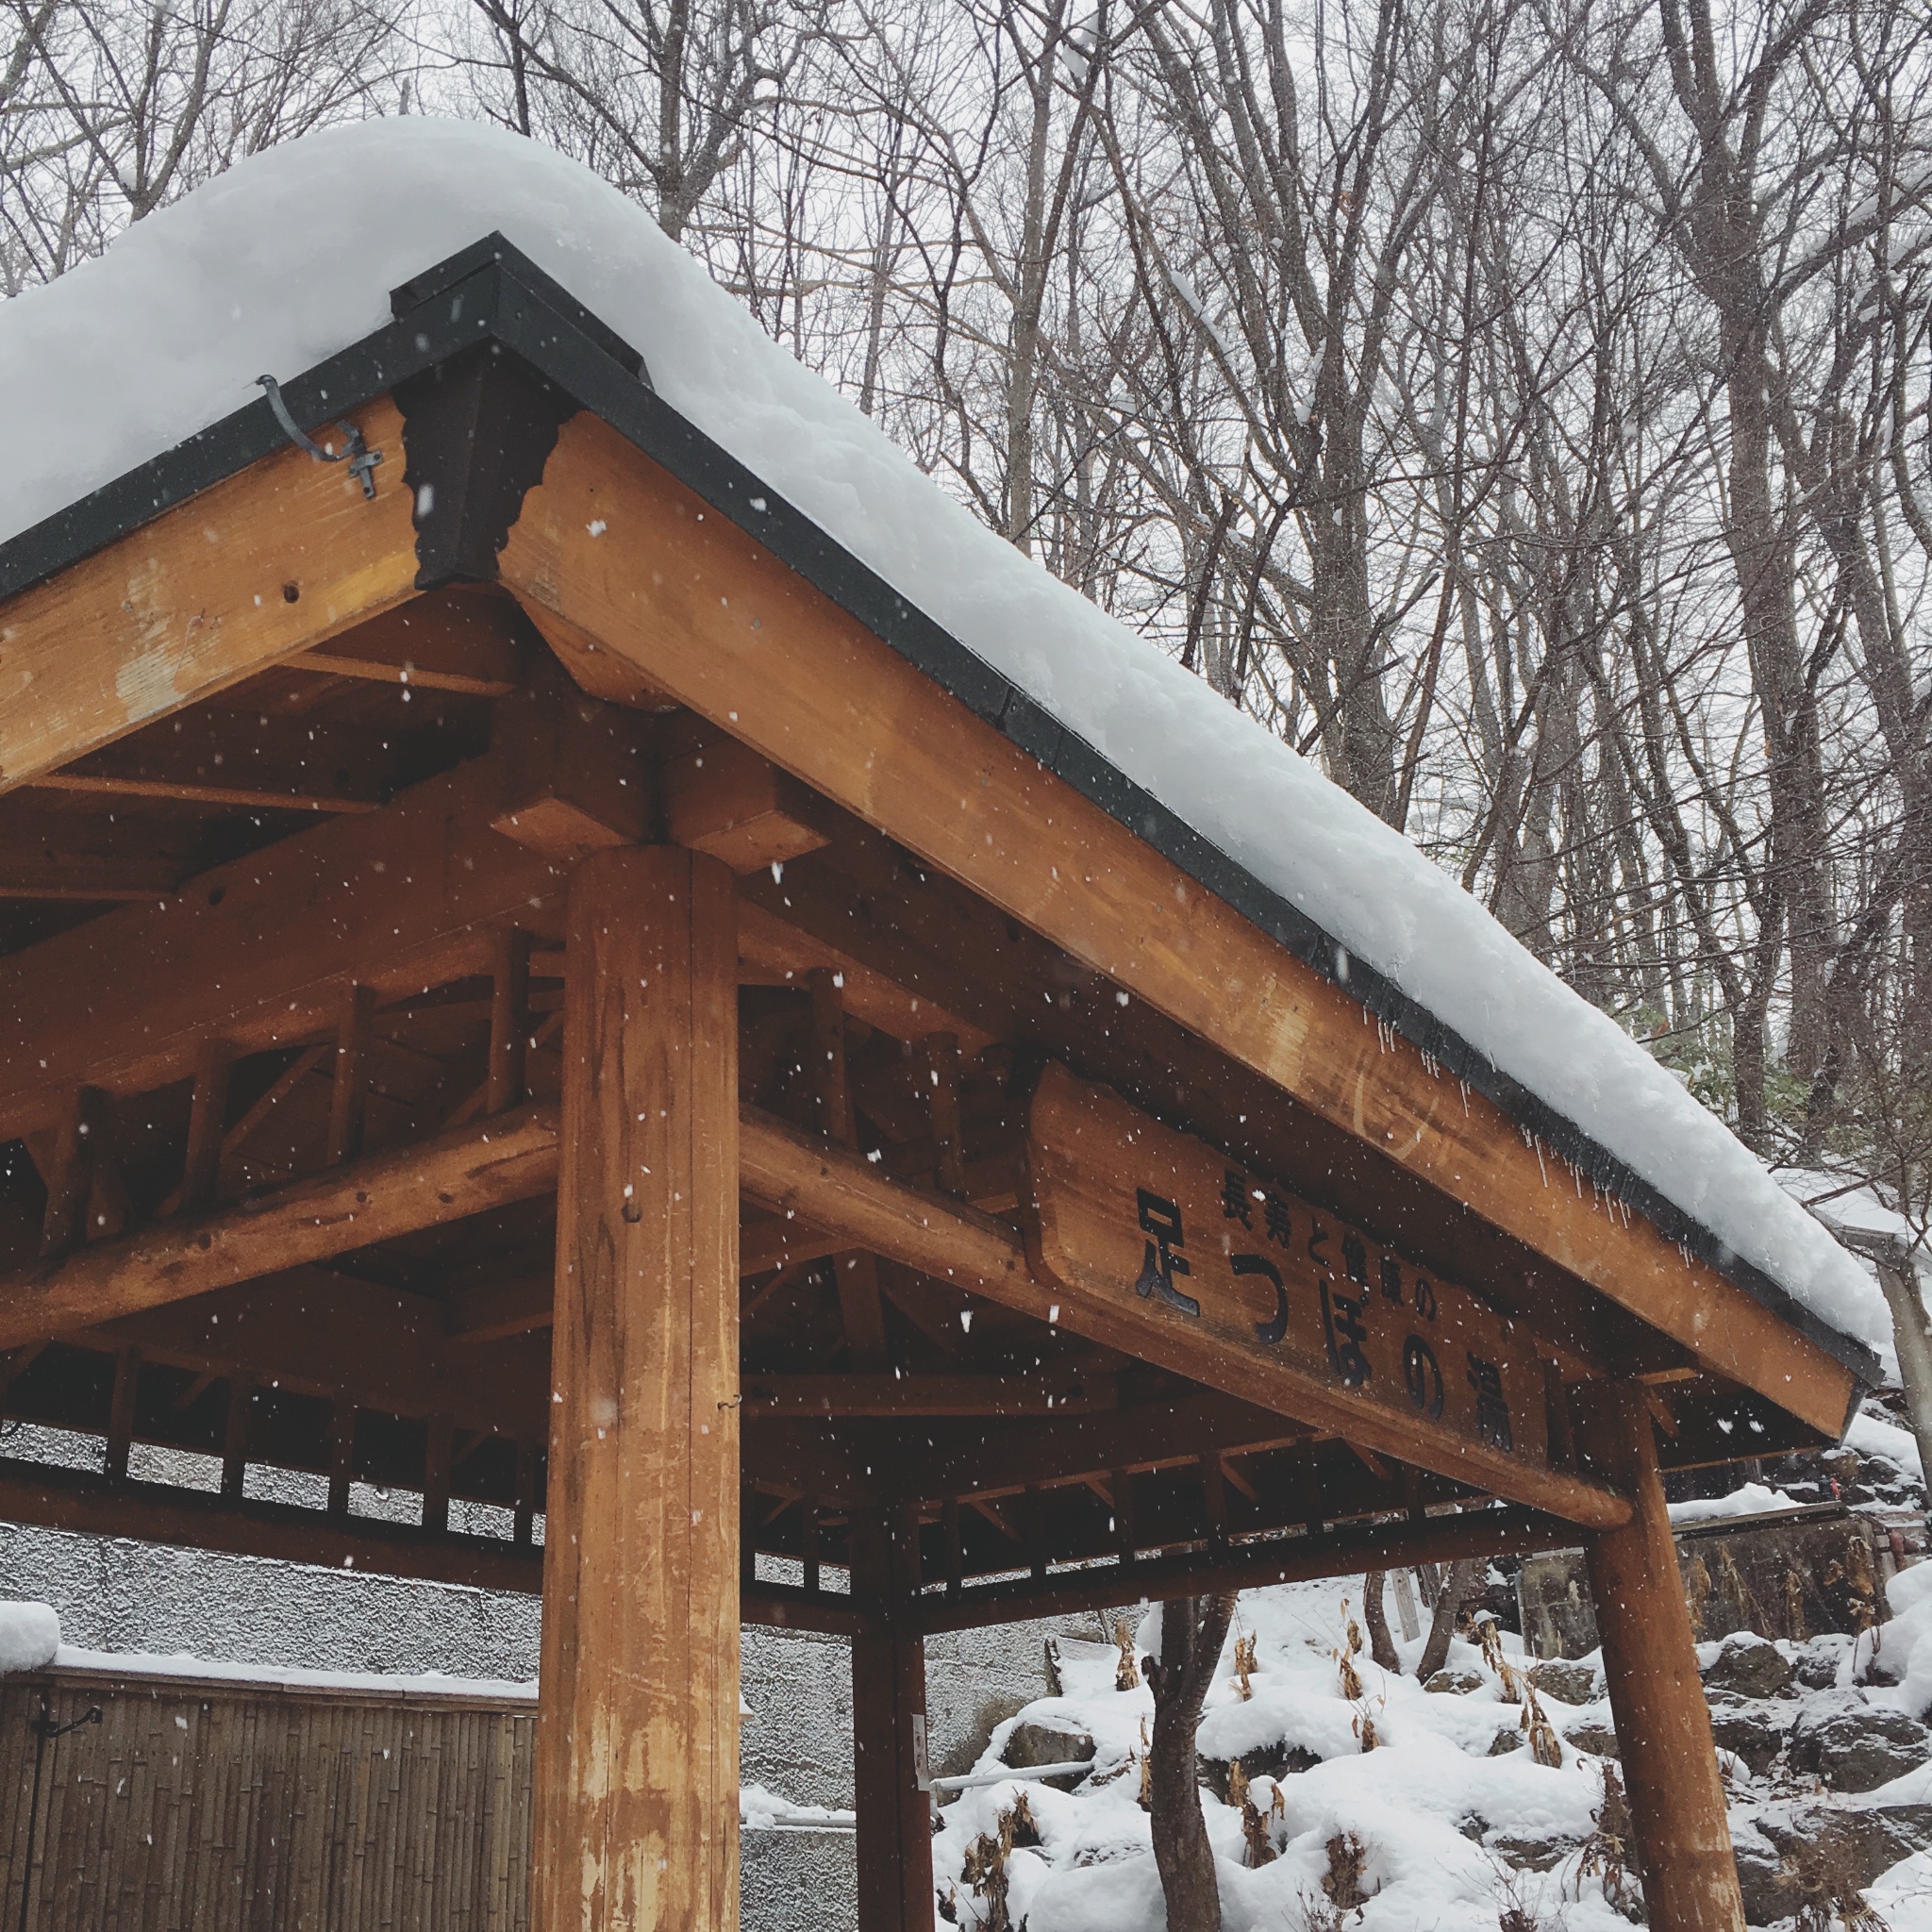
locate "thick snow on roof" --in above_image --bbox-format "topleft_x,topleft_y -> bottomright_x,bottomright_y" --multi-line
0,116 -> 1887,1351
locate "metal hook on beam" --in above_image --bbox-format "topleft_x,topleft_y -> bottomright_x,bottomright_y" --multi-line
256,375 -> 383,499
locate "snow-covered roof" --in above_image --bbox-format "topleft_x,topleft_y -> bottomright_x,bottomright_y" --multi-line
0,117 -> 1888,1360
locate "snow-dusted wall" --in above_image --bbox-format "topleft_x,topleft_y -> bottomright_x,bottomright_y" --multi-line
0,1519 -> 1065,1931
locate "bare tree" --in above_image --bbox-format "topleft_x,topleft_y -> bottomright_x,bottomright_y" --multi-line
1142,1593 -> 1235,1932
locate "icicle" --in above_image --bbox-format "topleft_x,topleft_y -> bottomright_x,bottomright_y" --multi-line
1534,1139 -> 1548,1189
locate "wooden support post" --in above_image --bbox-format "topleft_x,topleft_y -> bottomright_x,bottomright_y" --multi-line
38,1086 -> 105,1258
326,982 -> 376,1166
1199,1453 -> 1229,1548
808,968 -> 889,1371
104,1349 -> 138,1483
328,1400 -> 356,1520
534,846 -> 740,1932
514,1438 -> 539,1549
174,1038 -> 233,1218
221,1378 -> 252,1504
1114,1467 -> 1138,1573
488,929 -> 532,1115
851,1509 -> 934,1932
1580,1385 -> 1743,1932
1024,1484 -> 1047,1582
941,1496 -> 961,1598
423,1414 -> 454,1536
807,967 -> 853,1141
803,1499 -> 822,1595
923,1031 -> 965,1196
1545,1362 -> 1577,1471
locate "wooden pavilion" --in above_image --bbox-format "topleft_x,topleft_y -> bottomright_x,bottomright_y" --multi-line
0,223 -> 1881,1932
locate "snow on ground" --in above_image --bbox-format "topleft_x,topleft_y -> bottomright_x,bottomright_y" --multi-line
1854,1563 -> 1932,1753
1851,1410 -> 1927,1488
933,1578 -> 1639,1932
936,1571 -> 1932,1930
1874,1851 -> 1932,1929
0,116 -> 1884,1352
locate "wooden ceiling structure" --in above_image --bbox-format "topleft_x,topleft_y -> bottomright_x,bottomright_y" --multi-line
0,237 -> 1874,1932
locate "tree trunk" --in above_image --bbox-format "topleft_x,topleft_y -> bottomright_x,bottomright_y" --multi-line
1874,1254 -> 1932,1529
1143,1594 -> 1235,1932
1363,1571 -> 1401,1672
1416,1557 -> 1484,1682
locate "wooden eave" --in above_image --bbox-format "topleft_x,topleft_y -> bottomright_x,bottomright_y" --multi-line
0,234 -> 1876,1619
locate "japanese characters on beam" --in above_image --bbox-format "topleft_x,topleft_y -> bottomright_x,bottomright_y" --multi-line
1024,1063 -> 1554,1489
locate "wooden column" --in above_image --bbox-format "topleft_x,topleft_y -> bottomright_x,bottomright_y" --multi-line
533,847 -> 740,1932
851,1510 -> 934,1932
1580,1386 -> 1743,1932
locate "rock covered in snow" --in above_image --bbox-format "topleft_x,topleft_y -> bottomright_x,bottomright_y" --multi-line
1704,1633 -> 1796,1700
1197,1739 -> 1321,1803
1563,1722 -> 1622,1761
1705,1696 -> 1790,1776
0,1602 -> 58,1674
1734,1801 -> 1932,1926
1796,1632 -> 1856,1690
931,1578 -> 1636,1932
1790,1689 -> 1932,1792
1526,1658 -> 1599,1706
1002,1719 -> 1096,1782
1487,1827 -> 1584,1873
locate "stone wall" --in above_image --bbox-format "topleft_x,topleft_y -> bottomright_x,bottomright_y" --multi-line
1519,1505 -> 1898,1659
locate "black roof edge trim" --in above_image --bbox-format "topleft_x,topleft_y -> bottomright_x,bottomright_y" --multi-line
389,233 -> 647,384
0,253 -> 509,604
0,237 -> 1880,1392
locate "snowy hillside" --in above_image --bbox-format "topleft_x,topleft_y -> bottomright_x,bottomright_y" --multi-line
937,1582 -> 1653,1932
937,1546 -> 1932,1930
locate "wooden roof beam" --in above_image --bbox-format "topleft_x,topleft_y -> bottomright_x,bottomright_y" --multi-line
0,1104 -> 560,1351
0,1085 -> 1611,1524
0,729 -> 574,1138
0,1455 -> 874,1632
742,1370 -> 1116,1418
740,1102 -> 1624,1527
498,413 -> 1859,1441
0,398 -> 418,794
909,1504 -> 1579,1633
76,1265 -> 544,1438
0,704 -> 982,1144
289,591 -> 525,696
